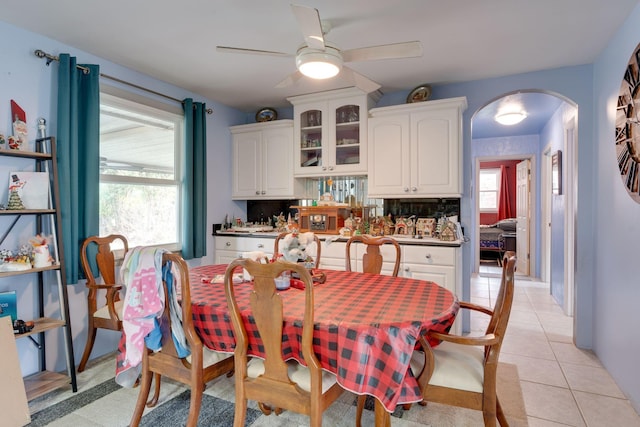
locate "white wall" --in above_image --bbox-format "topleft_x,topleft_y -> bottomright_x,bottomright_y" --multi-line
0,20 -> 246,375
593,3 -> 640,412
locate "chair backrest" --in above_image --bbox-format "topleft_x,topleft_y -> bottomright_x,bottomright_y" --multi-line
345,235 -> 401,277
156,252 -> 199,357
129,251 -> 234,427
224,258 -> 325,414
80,234 -> 128,287
273,231 -> 322,269
484,251 -> 516,364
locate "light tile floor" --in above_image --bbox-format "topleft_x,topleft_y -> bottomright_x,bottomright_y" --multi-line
476,265 -> 640,426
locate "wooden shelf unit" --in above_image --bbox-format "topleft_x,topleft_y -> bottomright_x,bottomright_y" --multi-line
0,136 -> 77,400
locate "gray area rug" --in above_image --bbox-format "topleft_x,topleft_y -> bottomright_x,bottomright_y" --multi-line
27,378 -> 260,427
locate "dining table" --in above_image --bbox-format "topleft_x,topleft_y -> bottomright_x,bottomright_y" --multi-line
187,264 -> 459,426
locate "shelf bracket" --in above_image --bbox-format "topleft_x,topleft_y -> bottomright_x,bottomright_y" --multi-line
27,335 -> 42,349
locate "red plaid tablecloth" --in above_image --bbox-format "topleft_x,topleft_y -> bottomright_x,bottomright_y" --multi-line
189,265 -> 459,412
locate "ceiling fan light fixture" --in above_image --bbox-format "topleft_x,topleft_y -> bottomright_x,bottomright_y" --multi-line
296,47 -> 343,79
495,111 -> 527,126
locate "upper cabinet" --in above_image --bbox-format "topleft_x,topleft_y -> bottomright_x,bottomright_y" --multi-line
231,120 -> 306,200
368,97 -> 467,198
288,87 -> 381,177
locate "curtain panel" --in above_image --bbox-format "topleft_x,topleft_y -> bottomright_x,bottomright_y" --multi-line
56,54 -> 100,284
181,98 -> 208,259
497,165 -> 513,221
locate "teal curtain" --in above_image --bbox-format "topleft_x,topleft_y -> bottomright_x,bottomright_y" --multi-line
56,54 -> 100,284
181,98 -> 207,259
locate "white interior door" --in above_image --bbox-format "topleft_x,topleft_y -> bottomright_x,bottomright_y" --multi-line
516,159 -> 531,275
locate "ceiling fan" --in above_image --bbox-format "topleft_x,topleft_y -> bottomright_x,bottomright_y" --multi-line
216,4 -> 423,93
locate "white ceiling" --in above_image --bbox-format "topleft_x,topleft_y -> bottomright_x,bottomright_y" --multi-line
1,0 -> 637,117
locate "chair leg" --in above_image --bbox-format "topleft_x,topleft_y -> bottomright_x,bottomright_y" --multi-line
356,395 -> 366,427
496,396 -> 509,427
146,373 -> 162,407
233,397 -> 247,427
77,324 -> 97,372
129,364 -> 153,427
186,381 -> 203,427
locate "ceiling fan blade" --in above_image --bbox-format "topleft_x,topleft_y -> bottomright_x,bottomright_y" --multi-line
216,46 -> 290,57
275,70 -> 303,89
340,66 -> 381,93
342,41 -> 423,62
291,4 -> 325,50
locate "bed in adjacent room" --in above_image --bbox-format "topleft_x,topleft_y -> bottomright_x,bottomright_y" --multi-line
479,218 -> 517,263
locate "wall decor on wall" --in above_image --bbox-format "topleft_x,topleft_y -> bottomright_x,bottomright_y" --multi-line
615,41 -> 640,203
552,150 -> 562,195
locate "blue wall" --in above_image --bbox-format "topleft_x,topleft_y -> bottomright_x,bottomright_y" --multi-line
592,2 -> 640,412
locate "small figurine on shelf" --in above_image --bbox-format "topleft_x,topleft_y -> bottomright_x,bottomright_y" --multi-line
406,215 -> 416,237
0,133 -> 5,149
286,213 -> 299,232
7,135 -> 21,150
395,217 -> 407,235
29,234 -> 53,268
383,214 -> 395,236
11,100 -> 28,150
274,212 -> 287,232
7,174 -> 26,210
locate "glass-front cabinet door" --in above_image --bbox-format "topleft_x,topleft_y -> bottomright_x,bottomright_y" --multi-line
299,109 -> 323,170
290,87 -> 380,177
334,104 -> 360,166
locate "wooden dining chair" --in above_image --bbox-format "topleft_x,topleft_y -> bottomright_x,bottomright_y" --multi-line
345,234 -> 401,276
397,251 -> 517,427
129,252 -> 234,427
78,234 -> 128,372
224,258 -> 344,427
273,231 -> 322,268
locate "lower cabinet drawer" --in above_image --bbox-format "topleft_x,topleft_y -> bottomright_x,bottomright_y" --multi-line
402,245 -> 455,266
215,236 -> 273,254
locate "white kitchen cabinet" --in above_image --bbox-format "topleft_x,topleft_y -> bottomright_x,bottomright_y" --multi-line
231,120 -> 305,200
317,240 -> 348,271
368,97 -> 467,198
288,87 -> 380,177
214,235 -> 274,265
401,244 -> 462,333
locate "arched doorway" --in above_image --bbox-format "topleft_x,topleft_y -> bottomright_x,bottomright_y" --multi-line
470,90 -> 577,316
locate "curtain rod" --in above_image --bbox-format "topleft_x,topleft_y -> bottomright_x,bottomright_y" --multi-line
34,49 -> 213,114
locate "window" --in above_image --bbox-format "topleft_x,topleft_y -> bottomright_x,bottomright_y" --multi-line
100,91 -> 183,250
479,168 -> 501,212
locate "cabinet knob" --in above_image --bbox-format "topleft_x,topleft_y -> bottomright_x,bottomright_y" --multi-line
255,191 -> 260,195
322,166 -> 327,171
412,187 -> 417,192
329,166 -> 334,171
257,244 -> 264,249
404,187 -> 409,192
225,242 -> 231,247
404,267 -> 410,272
261,190 -> 266,195
425,254 -> 432,259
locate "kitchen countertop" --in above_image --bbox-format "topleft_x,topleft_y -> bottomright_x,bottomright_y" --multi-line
214,230 -> 465,247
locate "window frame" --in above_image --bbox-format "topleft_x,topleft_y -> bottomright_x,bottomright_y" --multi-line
99,86 -> 184,252
479,168 -> 501,213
